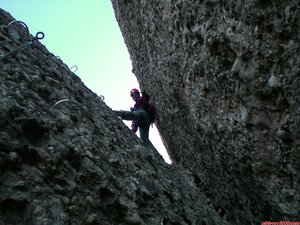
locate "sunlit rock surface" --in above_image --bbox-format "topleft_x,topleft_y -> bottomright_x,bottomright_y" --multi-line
111,0 -> 300,224
0,9 -> 228,225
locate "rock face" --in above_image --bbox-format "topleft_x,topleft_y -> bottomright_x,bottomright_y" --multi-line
0,9 -> 228,225
111,0 -> 300,224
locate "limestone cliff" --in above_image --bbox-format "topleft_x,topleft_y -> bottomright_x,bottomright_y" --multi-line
111,0 -> 300,224
0,9 -> 227,225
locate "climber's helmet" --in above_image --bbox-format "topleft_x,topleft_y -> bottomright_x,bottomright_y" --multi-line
130,88 -> 140,97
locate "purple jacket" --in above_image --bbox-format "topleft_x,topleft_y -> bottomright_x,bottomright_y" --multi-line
133,96 -> 149,111
131,96 -> 149,132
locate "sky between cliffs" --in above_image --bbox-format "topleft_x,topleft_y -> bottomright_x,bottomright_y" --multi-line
0,0 -> 171,163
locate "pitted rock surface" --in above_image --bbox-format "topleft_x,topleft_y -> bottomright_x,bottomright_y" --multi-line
111,0 -> 300,224
0,9 -> 227,225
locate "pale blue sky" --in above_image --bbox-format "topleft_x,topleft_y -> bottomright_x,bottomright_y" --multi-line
0,0 -> 171,163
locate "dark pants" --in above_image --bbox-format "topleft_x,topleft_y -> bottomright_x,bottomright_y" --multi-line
122,110 -> 154,147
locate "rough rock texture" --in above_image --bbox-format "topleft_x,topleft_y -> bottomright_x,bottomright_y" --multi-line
0,9 -> 230,225
111,0 -> 300,224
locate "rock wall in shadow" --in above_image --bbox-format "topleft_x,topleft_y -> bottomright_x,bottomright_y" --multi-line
111,0 -> 300,224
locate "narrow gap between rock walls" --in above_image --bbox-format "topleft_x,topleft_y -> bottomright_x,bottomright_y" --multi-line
124,121 -> 172,164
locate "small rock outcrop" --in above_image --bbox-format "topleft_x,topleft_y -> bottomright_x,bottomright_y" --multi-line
0,8 -> 227,225
111,0 -> 300,224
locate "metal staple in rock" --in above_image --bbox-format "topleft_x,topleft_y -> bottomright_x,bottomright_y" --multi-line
87,93 -> 105,104
6,20 -> 30,41
52,99 -> 84,123
70,65 -> 78,73
0,20 -> 105,118
0,20 -> 78,78
0,20 -> 45,61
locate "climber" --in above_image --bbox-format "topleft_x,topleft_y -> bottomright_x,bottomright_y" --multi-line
113,88 -> 156,148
